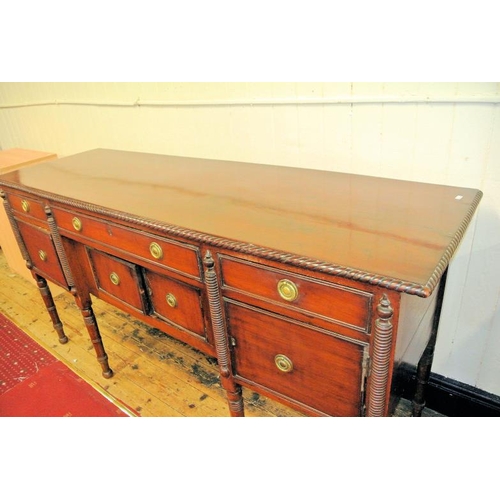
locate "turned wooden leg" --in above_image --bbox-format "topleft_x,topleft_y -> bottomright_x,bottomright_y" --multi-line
73,291 -> 113,379
34,275 -> 68,344
220,376 -> 244,417
412,268 -> 448,417
412,333 -> 436,417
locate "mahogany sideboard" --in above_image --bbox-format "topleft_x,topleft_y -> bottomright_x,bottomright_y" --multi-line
0,149 -> 482,416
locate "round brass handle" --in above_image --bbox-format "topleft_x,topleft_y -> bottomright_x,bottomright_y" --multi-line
38,250 -> 47,262
21,200 -> 30,213
72,217 -> 82,231
277,279 -> 299,302
149,242 -> 163,260
166,293 -> 177,308
275,354 -> 293,373
109,272 -> 120,285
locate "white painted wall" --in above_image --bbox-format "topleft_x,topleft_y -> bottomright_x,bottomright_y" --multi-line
0,82 -> 498,396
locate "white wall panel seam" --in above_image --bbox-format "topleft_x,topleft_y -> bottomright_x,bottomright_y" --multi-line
2,96 -> 500,109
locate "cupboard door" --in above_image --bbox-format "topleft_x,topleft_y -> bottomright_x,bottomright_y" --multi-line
16,219 -> 68,288
144,270 -> 205,338
226,300 -> 367,416
87,248 -> 147,313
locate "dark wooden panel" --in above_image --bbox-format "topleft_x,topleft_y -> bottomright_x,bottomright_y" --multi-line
144,269 -> 205,337
226,300 -> 366,416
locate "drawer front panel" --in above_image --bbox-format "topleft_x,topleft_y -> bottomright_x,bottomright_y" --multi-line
87,248 -> 147,313
16,220 -> 67,287
144,270 -> 205,337
226,301 -> 365,416
8,192 -> 47,223
221,256 -> 372,333
52,207 -> 201,279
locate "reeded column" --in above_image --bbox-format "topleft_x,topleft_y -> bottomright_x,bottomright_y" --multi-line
45,206 -> 75,289
203,250 -> 244,417
367,294 -> 394,417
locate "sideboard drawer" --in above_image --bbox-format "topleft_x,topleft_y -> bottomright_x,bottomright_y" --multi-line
221,256 -> 372,333
226,301 -> 366,416
8,192 -> 47,223
16,219 -> 67,288
144,269 -> 205,337
87,248 -> 148,313
52,207 -> 201,279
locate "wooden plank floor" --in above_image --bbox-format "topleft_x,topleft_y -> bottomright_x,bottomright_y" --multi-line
0,249 -> 441,417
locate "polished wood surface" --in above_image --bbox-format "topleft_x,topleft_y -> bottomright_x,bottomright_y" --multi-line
0,149 -> 482,294
0,149 -> 482,416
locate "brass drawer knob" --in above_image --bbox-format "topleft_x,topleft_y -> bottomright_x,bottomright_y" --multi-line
275,354 -> 293,373
72,217 -> 82,231
38,250 -> 47,262
21,199 -> 30,213
166,293 -> 177,308
149,242 -> 163,260
109,272 -> 120,285
277,279 -> 299,302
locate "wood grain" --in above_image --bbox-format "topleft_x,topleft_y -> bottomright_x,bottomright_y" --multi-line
0,149 -> 482,294
220,255 -> 372,333
226,300 -> 366,416
15,219 -> 68,287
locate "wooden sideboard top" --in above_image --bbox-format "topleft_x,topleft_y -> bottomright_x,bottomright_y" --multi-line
0,148 -> 482,297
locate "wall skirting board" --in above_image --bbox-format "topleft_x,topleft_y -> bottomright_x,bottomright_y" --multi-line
423,374 -> 500,417
398,368 -> 500,417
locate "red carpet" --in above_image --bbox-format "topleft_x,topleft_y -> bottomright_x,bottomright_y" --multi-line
0,313 -> 136,417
